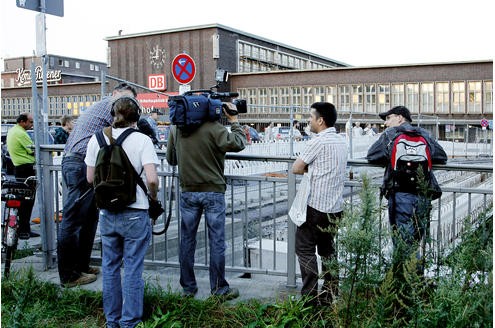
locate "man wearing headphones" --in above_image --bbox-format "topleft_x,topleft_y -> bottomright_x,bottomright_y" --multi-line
85,97 -> 159,328
58,83 -> 137,288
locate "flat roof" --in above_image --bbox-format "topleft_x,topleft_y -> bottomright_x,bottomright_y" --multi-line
104,23 -> 350,67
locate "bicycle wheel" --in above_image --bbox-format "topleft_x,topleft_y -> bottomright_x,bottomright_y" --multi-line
4,243 -> 16,278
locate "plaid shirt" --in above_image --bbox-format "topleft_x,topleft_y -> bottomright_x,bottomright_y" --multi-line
64,96 -> 114,155
299,127 -> 347,213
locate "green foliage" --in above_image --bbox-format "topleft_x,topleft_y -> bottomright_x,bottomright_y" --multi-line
2,175 -> 492,327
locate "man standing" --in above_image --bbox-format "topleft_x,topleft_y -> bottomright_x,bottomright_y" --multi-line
58,82 -> 137,288
6,113 -> 39,239
366,106 -> 447,275
146,108 -> 162,138
292,102 -> 347,305
86,97 -> 159,328
166,103 -> 246,300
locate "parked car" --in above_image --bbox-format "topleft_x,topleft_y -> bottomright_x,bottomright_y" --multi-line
271,126 -> 291,140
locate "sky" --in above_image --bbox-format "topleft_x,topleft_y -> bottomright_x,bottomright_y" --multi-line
1,0 -> 493,68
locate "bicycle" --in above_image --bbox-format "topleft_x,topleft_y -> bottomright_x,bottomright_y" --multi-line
1,175 -> 37,278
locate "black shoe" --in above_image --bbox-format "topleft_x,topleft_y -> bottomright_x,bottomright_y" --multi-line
182,288 -> 198,298
19,231 -> 40,240
212,287 -> 239,301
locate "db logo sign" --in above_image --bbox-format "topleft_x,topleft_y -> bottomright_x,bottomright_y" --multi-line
148,74 -> 166,90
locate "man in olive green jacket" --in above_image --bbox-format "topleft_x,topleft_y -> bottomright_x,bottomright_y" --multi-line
166,105 -> 245,300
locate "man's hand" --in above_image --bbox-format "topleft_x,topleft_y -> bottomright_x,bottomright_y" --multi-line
222,103 -> 238,123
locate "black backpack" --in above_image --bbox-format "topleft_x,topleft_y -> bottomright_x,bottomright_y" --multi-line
93,127 -> 147,212
390,129 -> 432,193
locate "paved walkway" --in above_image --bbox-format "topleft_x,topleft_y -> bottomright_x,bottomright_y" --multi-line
6,236 -> 300,304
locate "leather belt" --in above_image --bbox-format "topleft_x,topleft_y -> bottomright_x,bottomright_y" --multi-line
63,152 -> 85,160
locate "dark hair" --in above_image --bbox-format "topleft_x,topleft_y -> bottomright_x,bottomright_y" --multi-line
310,102 -> 337,127
17,113 -> 30,123
112,97 -> 141,127
114,82 -> 137,97
60,114 -> 73,126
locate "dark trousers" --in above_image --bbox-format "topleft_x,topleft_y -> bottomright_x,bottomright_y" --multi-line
295,206 -> 341,303
57,155 -> 98,283
14,163 -> 36,235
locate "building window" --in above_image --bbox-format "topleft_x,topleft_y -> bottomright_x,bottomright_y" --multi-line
291,87 -> 301,111
269,87 -> 279,107
420,83 -> 434,114
364,84 -> 376,113
95,65 -> 99,72
90,64 -> 95,71
339,85 -> 351,112
314,86 -> 325,103
405,83 -> 419,113
248,89 -> 257,113
435,82 -> 449,114
64,60 -> 69,67
467,81 -> 482,113
451,81 -> 465,114
258,88 -> 268,113
326,86 -> 337,105
58,59 -> 63,66
302,86 -> 313,110
377,84 -> 390,113
483,81 -> 493,114
279,87 -> 289,113
75,62 -> 80,69
391,83 -> 404,107
351,84 -> 363,113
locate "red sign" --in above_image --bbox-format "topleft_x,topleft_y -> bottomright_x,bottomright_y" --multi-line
136,92 -> 177,109
481,119 -> 489,127
148,74 -> 166,90
171,53 -> 196,84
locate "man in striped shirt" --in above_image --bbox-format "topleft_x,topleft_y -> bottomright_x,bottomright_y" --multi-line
58,83 -> 137,288
292,102 -> 347,306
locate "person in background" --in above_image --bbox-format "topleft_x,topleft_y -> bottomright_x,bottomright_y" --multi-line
146,108 -> 162,138
243,125 -> 252,144
53,114 -> 74,144
166,103 -> 246,300
292,120 -> 303,141
353,122 -> 363,137
292,102 -> 347,306
265,122 -> 274,141
6,112 -> 39,239
85,97 -> 159,328
57,82 -> 137,288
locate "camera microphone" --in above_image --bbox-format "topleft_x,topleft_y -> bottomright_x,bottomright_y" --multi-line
210,92 -> 239,99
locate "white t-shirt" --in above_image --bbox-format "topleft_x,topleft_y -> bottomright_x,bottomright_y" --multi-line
85,127 -> 160,210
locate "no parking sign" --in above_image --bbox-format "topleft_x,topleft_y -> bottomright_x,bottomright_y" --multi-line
171,53 -> 196,85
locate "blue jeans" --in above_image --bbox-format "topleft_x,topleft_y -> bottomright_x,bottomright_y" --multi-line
179,192 -> 230,295
100,208 -> 151,328
58,155 -> 98,283
388,192 -> 431,270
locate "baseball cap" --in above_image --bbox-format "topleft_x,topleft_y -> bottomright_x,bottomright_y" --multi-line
378,106 -> 412,123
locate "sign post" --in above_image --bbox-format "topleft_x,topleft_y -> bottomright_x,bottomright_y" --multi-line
17,0 -> 64,270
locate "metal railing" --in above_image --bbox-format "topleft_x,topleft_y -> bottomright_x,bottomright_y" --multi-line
36,145 -> 492,288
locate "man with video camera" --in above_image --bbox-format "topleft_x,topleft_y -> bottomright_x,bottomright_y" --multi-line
166,101 -> 246,300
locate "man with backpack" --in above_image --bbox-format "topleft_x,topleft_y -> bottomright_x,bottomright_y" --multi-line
366,106 -> 447,277
85,96 -> 159,328
58,83 -> 137,288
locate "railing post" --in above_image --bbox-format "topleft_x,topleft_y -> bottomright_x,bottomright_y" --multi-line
39,147 -> 57,269
286,162 -> 297,288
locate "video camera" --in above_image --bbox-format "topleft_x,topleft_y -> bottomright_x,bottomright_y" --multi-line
169,69 -> 247,129
169,89 -> 247,128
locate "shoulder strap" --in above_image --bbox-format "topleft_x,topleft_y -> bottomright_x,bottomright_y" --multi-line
115,127 -> 137,146
114,127 -> 148,194
95,130 -> 106,149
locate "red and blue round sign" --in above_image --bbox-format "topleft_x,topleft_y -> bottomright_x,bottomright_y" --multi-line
171,53 -> 196,85
481,119 -> 489,127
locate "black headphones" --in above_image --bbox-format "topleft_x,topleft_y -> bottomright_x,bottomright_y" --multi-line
110,96 -> 142,122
